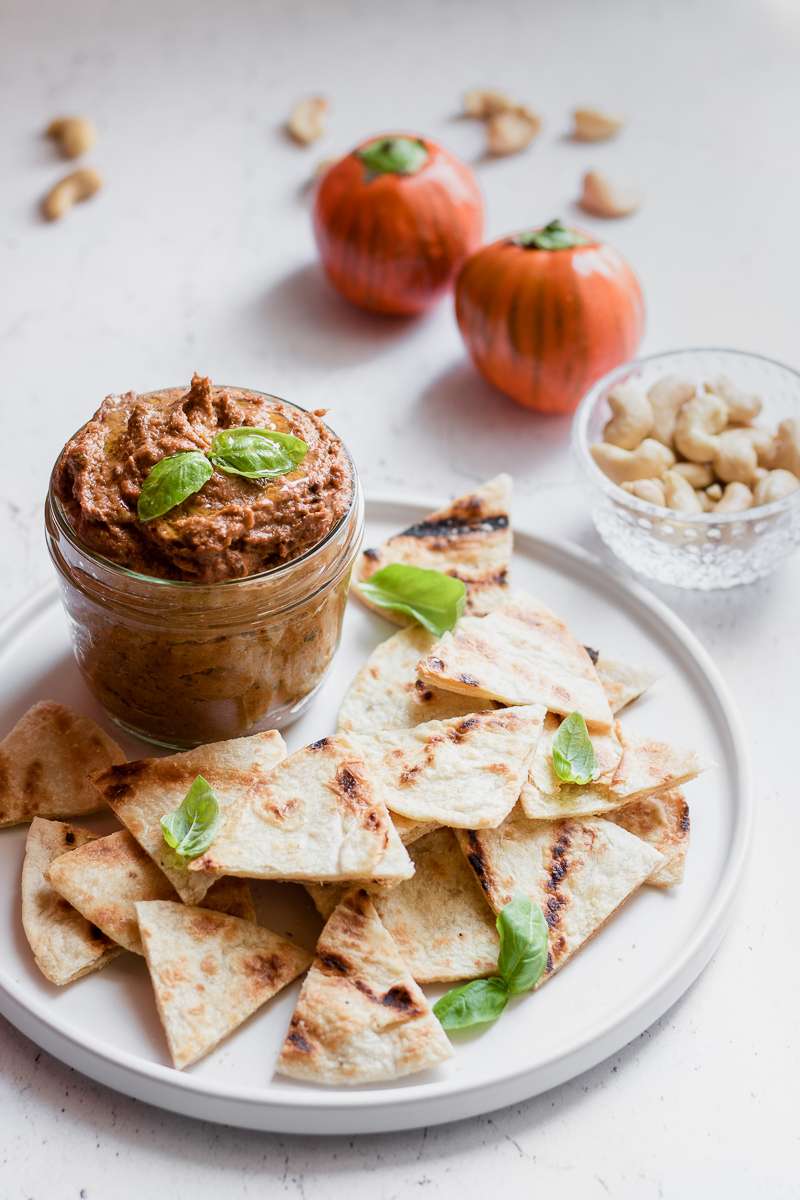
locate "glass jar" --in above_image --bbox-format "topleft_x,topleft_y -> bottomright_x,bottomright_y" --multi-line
45,404 -> 364,750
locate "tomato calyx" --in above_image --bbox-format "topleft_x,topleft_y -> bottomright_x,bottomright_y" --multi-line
513,220 -> 591,251
357,136 -> 429,177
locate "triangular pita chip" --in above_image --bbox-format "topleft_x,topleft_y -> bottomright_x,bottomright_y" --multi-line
416,593 -> 613,730
355,475 -> 512,619
47,830 -> 256,954
592,653 -> 658,714
348,705 -> 544,828
0,702 -> 124,828
136,900 -> 311,1069
519,726 -> 705,820
97,731 -> 287,905
456,807 -> 663,982
21,818 -> 120,986
528,713 -> 623,796
610,789 -> 690,888
190,736 -> 412,883
276,889 -> 453,1084
338,625 -> 498,734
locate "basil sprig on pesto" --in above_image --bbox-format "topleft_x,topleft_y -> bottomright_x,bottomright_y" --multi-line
160,775 -> 221,860
137,427 -> 308,522
357,563 -> 466,637
551,711 -> 596,785
434,895 -> 548,1031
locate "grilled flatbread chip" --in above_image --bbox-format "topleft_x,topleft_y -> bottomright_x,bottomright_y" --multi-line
190,736 -> 413,883
98,731 -> 287,905
276,889 -> 453,1084
348,705 -> 544,828
136,901 -> 311,1069
610,789 -> 690,888
47,829 -> 256,954
591,652 -> 658,714
355,475 -> 512,619
457,807 -> 663,983
21,818 -> 120,986
0,702 -> 124,828
416,593 -> 613,730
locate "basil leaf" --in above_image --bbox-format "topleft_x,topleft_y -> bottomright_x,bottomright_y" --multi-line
433,977 -> 509,1030
209,427 -> 308,480
160,775 -> 221,860
551,711 -> 597,784
496,894 -> 549,995
137,451 -> 213,522
515,219 -> 591,251
357,564 -> 466,636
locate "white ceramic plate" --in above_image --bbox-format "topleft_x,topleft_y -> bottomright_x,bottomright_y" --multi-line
0,497 -> 751,1135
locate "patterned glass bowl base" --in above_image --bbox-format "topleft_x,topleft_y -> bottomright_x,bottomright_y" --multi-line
573,349 -> 800,590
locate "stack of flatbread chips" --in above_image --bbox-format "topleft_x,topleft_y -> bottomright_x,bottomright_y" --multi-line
6,476 -> 704,1086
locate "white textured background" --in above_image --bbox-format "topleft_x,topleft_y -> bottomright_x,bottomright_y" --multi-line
1,0 -> 798,1195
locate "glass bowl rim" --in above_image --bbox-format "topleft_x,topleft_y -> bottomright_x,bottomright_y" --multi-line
572,346 -> 800,525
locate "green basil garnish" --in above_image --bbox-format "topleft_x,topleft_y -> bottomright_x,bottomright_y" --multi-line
209,427 -> 308,479
137,451 -> 213,522
160,775 -> 221,860
552,711 -> 596,785
357,564 -> 466,637
434,895 -> 548,1032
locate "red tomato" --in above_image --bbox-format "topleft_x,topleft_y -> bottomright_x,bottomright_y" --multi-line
455,221 -> 645,414
313,134 -> 484,316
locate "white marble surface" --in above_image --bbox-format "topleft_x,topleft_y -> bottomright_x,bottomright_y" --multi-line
1,0 -> 798,1194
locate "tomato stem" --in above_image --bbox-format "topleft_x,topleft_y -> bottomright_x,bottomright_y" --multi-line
357,136 -> 429,177
514,220 -> 591,250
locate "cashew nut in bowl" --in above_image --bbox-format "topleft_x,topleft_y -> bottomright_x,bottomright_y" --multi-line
673,392 -> 729,463
714,482 -> 753,513
590,439 -> 674,485
712,429 -> 759,485
705,483 -> 723,502
771,418 -> 800,477
620,478 -> 666,505
41,168 -> 102,221
736,425 -> 774,465
662,470 -> 703,513
672,461 -> 714,488
753,469 -> 800,506
647,376 -> 696,447
695,489 -> 714,512
706,375 -> 762,424
602,381 -> 653,450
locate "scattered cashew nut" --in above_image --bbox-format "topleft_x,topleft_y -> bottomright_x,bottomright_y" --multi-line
706,375 -> 762,424
712,428 -> 759,485
621,478 -> 666,505
572,108 -> 624,142
463,89 -> 512,118
579,170 -> 640,219
590,438 -> 674,485
673,392 -> 729,463
41,168 -> 102,221
602,381 -> 653,450
714,482 -> 753,513
486,106 -> 541,156
771,418 -> 800,476
647,376 -> 696,447
671,461 -> 714,488
46,116 -> 96,159
753,469 -> 800,505
287,96 -> 328,145
662,470 -> 703,513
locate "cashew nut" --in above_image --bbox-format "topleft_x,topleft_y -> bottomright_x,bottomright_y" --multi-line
673,392 -> 729,463
572,108 -> 624,142
621,478 -> 666,505
753,469 -> 800,506
671,461 -> 714,488
714,482 -> 752,513
287,96 -> 328,145
695,488 -> 714,512
705,483 -> 723,502
771,418 -> 800,476
464,89 -> 513,118
590,438 -> 674,485
579,170 -> 640,219
41,168 -> 102,221
712,428 -> 759,485
646,376 -> 696,447
602,381 -> 653,450
46,116 -> 96,159
662,470 -> 703,513
705,375 -> 762,424
734,425 -> 774,465
486,106 -> 541,155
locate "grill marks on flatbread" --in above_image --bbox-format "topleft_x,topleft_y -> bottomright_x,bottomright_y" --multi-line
348,705 -> 545,828
456,807 -> 663,982
190,736 -> 413,883
610,789 -> 690,888
98,731 -> 287,905
136,900 -> 311,1070
416,593 -> 613,730
276,889 -> 453,1084
0,702 -> 125,828
21,818 -> 121,986
356,475 -> 512,619
588,652 -> 658,714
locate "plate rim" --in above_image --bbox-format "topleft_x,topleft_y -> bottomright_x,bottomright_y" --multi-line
0,494 -> 752,1133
